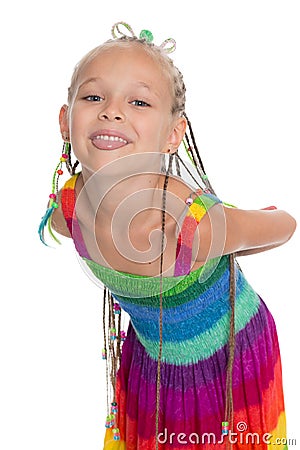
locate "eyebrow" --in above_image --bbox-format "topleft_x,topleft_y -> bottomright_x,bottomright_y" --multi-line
135,81 -> 151,90
77,77 -> 160,98
78,77 -> 102,89
134,81 -> 160,98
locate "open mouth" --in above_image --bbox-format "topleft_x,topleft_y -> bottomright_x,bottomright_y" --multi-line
90,132 -> 130,150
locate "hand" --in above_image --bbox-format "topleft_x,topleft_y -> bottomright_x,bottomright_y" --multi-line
261,206 -> 277,210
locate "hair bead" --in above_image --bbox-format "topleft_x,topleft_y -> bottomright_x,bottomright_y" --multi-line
113,427 -> 121,440
222,421 -> 229,435
110,327 -> 117,340
105,414 -> 115,428
113,303 -> 121,314
139,29 -> 154,43
111,402 -> 118,414
120,331 -> 126,342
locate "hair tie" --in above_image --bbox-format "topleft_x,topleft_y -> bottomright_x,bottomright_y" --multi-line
111,21 -> 135,39
159,38 -> 176,54
111,21 -> 176,54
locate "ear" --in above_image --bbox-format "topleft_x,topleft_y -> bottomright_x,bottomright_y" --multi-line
165,116 -> 187,154
59,104 -> 70,140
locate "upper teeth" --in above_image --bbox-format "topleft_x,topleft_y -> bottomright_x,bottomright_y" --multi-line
94,135 -> 127,143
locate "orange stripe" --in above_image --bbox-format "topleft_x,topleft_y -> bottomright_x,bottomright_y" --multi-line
261,356 -> 285,432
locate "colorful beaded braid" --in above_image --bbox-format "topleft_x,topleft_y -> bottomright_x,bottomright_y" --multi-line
102,287 -> 126,440
38,141 -> 77,245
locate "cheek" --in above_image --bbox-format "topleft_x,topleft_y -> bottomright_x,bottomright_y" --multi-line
67,110 -> 86,159
69,107 -> 82,132
141,114 -> 171,141
68,110 -> 90,147
155,119 -> 173,146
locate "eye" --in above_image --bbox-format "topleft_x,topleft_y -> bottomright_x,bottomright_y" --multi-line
83,95 -> 103,102
130,99 -> 150,107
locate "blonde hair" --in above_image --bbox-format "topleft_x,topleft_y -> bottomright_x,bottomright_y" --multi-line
67,37 -> 186,116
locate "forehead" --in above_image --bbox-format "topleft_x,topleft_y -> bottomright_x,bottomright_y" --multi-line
77,44 -> 171,91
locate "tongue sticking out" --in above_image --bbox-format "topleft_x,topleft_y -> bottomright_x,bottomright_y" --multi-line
92,136 -> 128,150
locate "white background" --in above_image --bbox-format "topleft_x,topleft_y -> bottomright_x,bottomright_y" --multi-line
1,0 -> 299,448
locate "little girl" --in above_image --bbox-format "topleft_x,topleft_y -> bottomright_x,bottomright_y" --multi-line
39,22 -> 296,450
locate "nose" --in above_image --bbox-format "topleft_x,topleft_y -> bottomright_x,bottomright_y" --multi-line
98,101 -> 125,122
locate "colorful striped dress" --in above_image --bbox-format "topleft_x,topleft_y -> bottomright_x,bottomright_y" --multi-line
61,174 -> 287,450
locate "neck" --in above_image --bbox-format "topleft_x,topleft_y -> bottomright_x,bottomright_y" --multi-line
80,166 -> 166,229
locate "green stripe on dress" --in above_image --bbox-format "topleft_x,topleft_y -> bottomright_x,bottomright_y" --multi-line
83,255 -> 229,304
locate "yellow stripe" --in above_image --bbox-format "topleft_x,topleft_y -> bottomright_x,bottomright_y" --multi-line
103,428 -> 126,450
63,173 -> 79,190
187,203 -> 207,222
267,411 -> 287,449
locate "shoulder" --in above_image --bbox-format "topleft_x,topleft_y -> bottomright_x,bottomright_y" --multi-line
194,204 -> 297,261
51,173 -> 81,238
51,190 -> 71,238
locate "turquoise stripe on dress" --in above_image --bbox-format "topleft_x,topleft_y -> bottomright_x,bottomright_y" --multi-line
134,280 -> 260,364
119,271 -> 258,342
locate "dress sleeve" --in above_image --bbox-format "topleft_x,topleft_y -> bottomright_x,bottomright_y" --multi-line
174,192 -> 222,276
61,173 -> 91,259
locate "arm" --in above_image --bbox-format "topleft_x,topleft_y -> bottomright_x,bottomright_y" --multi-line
194,205 -> 297,263
235,243 -> 284,257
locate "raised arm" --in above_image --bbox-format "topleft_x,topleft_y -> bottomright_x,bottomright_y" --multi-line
194,205 -> 297,262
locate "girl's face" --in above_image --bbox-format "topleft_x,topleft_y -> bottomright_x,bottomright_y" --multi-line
60,44 -> 186,173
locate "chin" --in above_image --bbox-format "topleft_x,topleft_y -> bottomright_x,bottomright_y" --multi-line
83,152 -> 163,179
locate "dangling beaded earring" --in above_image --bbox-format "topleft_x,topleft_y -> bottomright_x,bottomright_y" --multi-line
38,139 -> 71,245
